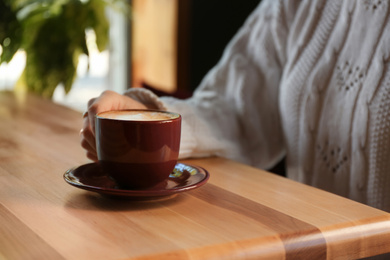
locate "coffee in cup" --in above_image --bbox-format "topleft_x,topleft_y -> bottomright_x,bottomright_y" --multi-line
95,110 -> 181,189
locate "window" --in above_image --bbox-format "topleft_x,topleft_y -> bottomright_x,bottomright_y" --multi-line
0,6 -> 129,112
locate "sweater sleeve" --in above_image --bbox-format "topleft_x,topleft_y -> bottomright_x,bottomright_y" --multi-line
126,0 -> 299,170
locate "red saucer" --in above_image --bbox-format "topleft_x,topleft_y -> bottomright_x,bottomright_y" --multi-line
64,162 -> 209,200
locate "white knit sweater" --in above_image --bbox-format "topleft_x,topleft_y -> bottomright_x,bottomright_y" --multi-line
126,0 -> 390,211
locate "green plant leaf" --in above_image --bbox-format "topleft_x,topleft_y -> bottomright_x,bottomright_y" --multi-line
1,0 -> 124,98
0,0 -> 22,63
87,0 -> 109,52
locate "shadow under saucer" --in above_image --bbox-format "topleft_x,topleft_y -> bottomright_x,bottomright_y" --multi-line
63,162 -> 210,201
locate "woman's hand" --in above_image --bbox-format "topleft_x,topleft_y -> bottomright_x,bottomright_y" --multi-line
80,90 -> 148,161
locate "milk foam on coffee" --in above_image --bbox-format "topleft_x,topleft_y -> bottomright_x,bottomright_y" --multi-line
100,110 -> 179,121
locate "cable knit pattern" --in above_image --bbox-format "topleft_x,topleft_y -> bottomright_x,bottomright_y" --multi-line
126,0 -> 390,211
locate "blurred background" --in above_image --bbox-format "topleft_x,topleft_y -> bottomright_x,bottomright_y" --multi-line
0,0 -> 260,112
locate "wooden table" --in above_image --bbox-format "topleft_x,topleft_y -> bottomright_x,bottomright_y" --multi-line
1,90 -> 390,260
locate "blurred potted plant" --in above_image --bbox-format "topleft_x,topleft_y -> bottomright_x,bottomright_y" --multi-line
0,0 -> 125,98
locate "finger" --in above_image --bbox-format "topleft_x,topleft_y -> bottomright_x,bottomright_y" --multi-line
87,97 -> 97,107
88,111 -> 97,136
81,119 -> 97,151
87,91 -> 113,134
80,130 -> 95,152
80,135 -> 98,162
85,90 -> 149,135
87,91 -> 115,134
86,151 -> 98,162
81,116 -> 98,161
82,111 -> 89,119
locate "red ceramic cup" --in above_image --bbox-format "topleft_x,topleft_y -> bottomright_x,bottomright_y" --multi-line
95,109 -> 181,189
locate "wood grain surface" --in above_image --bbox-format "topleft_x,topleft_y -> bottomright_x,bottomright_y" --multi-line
1,91 -> 390,259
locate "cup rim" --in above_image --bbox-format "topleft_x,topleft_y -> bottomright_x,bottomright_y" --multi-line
96,109 -> 181,122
